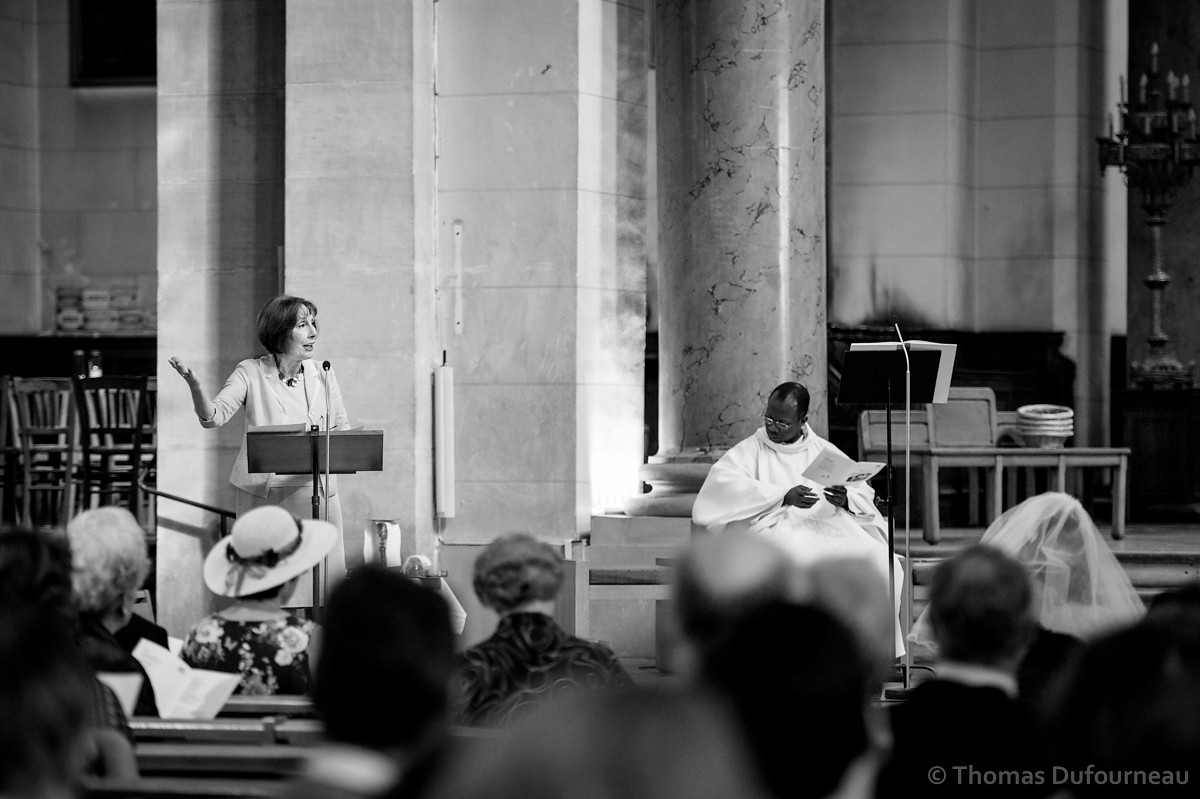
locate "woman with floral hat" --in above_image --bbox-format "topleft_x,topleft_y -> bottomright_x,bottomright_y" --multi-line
180,504 -> 338,695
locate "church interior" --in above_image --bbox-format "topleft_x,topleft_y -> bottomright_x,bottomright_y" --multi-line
3,0 -> 1200,792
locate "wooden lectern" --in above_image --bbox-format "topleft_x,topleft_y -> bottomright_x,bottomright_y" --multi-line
246,425 -> 384,608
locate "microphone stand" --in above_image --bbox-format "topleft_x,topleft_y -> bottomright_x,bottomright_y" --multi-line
323,361 -> 332,522
321,361 -> 332,607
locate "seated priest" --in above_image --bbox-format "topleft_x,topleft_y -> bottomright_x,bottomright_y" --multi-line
692,381 -> 904,656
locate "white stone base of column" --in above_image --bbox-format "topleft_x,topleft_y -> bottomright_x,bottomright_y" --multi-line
623,458 -> 721,518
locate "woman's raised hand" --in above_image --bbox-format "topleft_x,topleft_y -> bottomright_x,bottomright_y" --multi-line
168,356 -> 195,383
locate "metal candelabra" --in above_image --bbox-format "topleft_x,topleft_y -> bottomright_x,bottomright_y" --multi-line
1097,42 -> 1199,389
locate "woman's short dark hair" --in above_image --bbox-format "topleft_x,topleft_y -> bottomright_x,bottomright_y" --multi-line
256,295 -> 318,355
472,533 -> 564,613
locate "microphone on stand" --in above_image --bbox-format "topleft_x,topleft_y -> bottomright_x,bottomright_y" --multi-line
322,361 -> 332,523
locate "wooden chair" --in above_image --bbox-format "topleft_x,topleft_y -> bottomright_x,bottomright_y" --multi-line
72,375 -> 151,514
9,377 -> 76,528
923,387 -> 1001,536
137,376 -> 158,526
0,376 -> 19,524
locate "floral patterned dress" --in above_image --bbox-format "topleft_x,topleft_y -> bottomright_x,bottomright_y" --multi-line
180,613 -> 315,696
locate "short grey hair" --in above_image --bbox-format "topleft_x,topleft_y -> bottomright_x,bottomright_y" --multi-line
66,507 -> 150,616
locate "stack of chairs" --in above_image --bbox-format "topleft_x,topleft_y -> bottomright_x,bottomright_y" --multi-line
73,375 -> 152,518
6,376 -> 76,528
1,373 -> 157,529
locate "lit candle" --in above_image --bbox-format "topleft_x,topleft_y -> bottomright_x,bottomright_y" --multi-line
1140,73 -> 1149,105
1152,42 -> 1159,74
1184,74 -> 1191,104
1190,108 -> 1197,139
1168,70 -> 1177,101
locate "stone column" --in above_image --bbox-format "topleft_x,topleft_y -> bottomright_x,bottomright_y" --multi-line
156,0 -> 285,634
284,0 -> 434,570
433,0 -> 648,645
628,0 -> 827,516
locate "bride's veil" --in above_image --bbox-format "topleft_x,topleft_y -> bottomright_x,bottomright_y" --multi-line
909,492 -> 1145,657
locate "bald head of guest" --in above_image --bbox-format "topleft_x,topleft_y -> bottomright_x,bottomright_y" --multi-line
669,532 -> 808,676
764,382 -> 810,444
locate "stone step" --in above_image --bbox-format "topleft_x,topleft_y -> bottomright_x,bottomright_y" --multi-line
584,544 -> 686,568
587,513 -> 698,548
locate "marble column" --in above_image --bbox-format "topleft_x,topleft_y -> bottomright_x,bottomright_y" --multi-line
627,0 -> 827,516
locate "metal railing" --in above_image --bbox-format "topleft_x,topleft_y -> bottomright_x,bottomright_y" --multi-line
138,467 -> 235,538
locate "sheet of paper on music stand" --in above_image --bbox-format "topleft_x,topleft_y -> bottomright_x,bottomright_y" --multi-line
846,340 -> 957,403
132,639 -> 241,719
802,448 -> 885,487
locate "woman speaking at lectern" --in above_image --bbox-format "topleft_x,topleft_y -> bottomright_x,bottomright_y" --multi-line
169,294 -> 350,607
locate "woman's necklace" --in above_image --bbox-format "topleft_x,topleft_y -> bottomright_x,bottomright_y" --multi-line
275,355 -> 304,387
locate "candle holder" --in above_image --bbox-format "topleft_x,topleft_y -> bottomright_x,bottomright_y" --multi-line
1098,42 -> 1198,389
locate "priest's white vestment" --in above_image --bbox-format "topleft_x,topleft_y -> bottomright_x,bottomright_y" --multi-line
692,426 -> 905,656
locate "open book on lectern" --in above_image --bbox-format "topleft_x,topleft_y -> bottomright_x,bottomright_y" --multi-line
839,340 -> 957,405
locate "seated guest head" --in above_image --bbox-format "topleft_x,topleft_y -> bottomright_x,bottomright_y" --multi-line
0,526 -> 75,620
668,531 -> 804,676
927,544 -> 1035,671
0,608 -> 95,799
256,294 -> 319,355
472,533 -> 563,615
453,533 -> 630,729
699,601 -> 876,799
66,508 -> 149,633
424,686 -> 770,799
204,504 -> 338,603
314,565 -> 455,755
180,506 -> 338,699
764,382 -> 810,444
807,555 -> 897,686
1042,605 -> 1200,780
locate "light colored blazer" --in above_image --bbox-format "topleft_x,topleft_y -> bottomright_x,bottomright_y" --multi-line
200,356 -> 350,498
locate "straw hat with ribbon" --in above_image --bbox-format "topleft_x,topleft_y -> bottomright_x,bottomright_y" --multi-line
204,505 -> 338,598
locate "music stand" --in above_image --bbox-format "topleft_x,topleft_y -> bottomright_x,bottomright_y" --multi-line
837,341 -> 954,690
246,426 -> 384,608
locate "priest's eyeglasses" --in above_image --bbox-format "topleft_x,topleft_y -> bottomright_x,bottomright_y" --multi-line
763,413 -> 803,431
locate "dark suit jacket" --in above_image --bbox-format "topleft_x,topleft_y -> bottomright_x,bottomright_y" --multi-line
1017,626 -> 1082,715
79,613 -> 159,718
876,679 -> 1051,797
114,612 -> 170,652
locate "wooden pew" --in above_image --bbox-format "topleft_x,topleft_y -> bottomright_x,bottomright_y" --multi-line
134,743 -> 312,779
82,776 -> 284,799
217,695 -> 318,719
130,717 -> 325,746
560,560 -> 673,639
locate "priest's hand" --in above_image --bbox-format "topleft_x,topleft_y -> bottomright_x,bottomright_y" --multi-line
824,484 -> 849,510
783,485 -> 819,509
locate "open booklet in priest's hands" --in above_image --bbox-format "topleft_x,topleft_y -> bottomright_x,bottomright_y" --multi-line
801,447 -> 885,487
